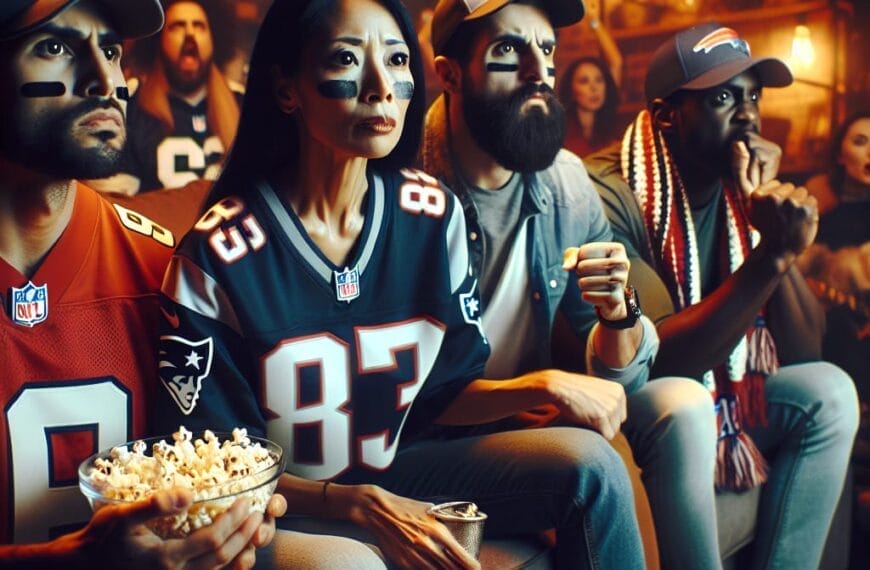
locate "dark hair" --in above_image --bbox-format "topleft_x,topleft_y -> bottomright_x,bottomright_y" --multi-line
126,0 -> 236,73
829,109 -> 870,194
208,0 -> 425,205
558,56 -> 621,147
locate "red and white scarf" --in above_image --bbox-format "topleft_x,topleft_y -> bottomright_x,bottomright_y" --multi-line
621,110 -> 778,491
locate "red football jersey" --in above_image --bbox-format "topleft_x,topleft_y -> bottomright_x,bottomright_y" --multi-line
0,184 -> 174,544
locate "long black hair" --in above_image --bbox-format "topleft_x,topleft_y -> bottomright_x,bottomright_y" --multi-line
207,0 -> 425,205
558,56 -> 620,148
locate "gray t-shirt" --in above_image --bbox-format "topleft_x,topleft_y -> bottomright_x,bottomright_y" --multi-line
469,173 -> 524,305
691,186 -> 724,297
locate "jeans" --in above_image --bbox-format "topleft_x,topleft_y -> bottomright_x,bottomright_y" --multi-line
371,426 -> 644,570
624,377 -> 721,570
746,362 -> 858,570
624,364 -> 858,570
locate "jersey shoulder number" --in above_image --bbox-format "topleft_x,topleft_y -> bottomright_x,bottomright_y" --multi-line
398,168 -> 446,219
112,203 -> 175,248
194,196 -> 267,264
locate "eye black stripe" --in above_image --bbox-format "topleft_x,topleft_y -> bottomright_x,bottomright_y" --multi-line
486,63 -> 518,73
20,82 -> 66,97
318,80 -> 358,99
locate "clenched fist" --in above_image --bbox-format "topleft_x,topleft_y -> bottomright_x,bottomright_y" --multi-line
749,179 -> 818,262
563,242 -> 630,321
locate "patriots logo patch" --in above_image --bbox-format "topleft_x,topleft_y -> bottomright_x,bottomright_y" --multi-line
459,278 -> 486,342
159,335 -> 214,415
692,27 -> 750,56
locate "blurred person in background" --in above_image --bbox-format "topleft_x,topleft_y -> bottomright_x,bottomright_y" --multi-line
114,0 -> 241,195
559,0 -> 623,157
798,110 -> 870,539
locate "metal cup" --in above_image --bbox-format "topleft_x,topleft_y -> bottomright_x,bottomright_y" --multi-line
428,501 -> 487,560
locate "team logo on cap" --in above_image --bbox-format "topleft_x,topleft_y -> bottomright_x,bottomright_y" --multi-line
692,27 -> 750,56
462,0 -> 488,13
10,281 -> 48,327
159,335 -> 215,415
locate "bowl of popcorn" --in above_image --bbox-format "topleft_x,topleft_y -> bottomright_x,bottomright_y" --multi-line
78,426 -> 284,539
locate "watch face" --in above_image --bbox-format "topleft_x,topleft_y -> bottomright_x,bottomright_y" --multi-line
626,286 -> 642,317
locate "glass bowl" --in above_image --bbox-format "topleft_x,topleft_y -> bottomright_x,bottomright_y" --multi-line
78,429 -> 284,539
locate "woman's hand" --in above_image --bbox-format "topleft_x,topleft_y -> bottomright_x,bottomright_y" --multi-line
344,484 -> 480,569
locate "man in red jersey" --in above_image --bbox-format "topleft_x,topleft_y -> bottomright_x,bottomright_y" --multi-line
0,1 -> 283,566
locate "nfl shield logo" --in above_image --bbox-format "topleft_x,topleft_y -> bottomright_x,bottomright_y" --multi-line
10,281 -> 48,327
334,266 -> 360,303
192,114 -> 207,133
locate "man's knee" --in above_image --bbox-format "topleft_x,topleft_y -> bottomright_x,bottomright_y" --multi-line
808,362 -> 859,437
772,362 -> 859,437
628,378 -> 716,439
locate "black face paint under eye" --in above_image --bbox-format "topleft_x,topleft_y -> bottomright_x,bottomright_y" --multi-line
393,81 -> 413,100
318,80 -> 358,99
116,86 -> 130,101
20,82 -> 66,97
486,63 -> 519,73
547,67 -> 555,78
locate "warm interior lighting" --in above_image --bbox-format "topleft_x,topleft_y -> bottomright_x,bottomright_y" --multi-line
791,24 -> 816,68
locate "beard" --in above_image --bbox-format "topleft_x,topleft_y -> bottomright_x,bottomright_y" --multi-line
0,98 -> 126,180
162,38 -> 211,95
462,81 -> 566,173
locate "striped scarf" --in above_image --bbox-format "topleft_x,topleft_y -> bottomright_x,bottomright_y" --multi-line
621,110 -> 778,491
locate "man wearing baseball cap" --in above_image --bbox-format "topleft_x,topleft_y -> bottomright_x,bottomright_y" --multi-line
419,1 -> 733,568
587,22 -> 858,568
0,2 -> 284,566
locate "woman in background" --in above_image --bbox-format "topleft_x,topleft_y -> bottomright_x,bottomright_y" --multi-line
558,6 -> 623,158
798,110 -> 870,540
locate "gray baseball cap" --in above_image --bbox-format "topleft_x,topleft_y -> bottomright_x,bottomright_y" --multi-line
0,0 -> 164,41
645,21 -> 793,102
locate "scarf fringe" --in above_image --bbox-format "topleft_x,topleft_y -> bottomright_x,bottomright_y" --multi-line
715,432 -> 769,492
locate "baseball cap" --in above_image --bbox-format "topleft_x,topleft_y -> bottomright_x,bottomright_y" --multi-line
0,0 -> 164,41
431,0 -> 585,55
644,21 -> 793,102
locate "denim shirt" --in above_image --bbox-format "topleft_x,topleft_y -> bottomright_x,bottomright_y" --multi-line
421,96 -> 657,392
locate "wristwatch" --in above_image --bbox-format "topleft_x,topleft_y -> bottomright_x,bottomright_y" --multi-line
596,286 -> 641,330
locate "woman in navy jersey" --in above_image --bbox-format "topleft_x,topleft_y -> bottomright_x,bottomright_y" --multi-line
155,1 -> 639,567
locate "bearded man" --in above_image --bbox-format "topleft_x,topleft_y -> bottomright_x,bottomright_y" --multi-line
418,1 -> 725,568
120,0 -> 240,194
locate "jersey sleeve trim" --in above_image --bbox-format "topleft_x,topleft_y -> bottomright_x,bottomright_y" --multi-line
445,193 -> 470,295
162,255 -> 242,334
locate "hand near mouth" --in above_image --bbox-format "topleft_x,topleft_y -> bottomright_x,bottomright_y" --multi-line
731,132 -> 782,197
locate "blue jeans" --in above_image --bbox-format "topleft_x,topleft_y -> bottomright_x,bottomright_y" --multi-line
374,426 -> 645,570
746,362 -> 858,570
624,377 -> 721,570
625,364 -> 858,570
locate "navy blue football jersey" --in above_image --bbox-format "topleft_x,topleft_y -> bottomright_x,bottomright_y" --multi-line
125,91 -> 242,192
154,168 -> 489,483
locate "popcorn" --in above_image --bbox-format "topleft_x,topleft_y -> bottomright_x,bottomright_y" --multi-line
83,426 -> 281,539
